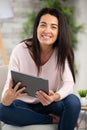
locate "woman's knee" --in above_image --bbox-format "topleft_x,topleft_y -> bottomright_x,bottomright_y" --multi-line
64,94 -> 81,111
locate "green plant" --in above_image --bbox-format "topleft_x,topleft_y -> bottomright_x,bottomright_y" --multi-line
78,90 -> 87,97
22,11 -> 36,38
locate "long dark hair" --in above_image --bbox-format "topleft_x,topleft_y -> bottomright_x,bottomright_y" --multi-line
24,7 -> 75,82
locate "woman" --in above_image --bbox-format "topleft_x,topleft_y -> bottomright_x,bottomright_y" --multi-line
0,8 -> 81,130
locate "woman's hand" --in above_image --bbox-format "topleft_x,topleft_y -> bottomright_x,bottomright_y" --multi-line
36,90 -> 60,106
1,79 -> 27,106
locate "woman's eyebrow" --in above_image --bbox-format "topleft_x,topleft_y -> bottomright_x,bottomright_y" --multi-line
51,23 -> 58,27
39,21 -> 46,24
39,21 -> 58,26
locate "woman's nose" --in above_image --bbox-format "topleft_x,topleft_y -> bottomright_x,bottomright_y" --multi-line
44,26 -> 51,33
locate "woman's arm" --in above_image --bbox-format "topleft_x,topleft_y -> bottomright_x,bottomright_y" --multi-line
56,60 -> 74,100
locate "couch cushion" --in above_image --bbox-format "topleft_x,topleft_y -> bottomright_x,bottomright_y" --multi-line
0,65 -> 8,100
2,124 -> 58,130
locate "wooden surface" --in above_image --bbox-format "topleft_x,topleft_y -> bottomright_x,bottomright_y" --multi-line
0,33 -> 8,65
81,106 -> 87,110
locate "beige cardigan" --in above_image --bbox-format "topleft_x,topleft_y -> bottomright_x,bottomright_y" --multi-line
2,42 -> 74,103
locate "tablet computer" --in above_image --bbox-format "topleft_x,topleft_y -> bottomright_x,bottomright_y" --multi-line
11,70 -> 49,97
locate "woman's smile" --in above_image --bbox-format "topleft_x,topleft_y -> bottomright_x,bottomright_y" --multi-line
41,33 -> 52,40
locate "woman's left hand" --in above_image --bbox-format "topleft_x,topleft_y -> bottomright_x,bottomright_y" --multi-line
36,90 -> 58,106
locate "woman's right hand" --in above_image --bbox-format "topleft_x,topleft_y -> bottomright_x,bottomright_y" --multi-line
1,79 -> 27,106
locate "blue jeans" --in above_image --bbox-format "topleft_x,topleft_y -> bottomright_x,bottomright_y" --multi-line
0,94 -> 81,130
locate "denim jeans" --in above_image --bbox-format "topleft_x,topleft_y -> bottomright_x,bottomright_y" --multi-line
0,94 -> 81,130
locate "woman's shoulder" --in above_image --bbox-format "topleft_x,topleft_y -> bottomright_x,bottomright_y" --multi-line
14,38 -> 33,50
11,39 -> 33,57
12,42 -> 26,52
10,42 -> 27,59
21,38 -> 32,46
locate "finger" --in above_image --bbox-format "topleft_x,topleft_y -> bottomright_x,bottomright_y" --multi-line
13,82 -> 21,91
17,86 -> 26,94
36,91 -> 44,98
8,78 -> 13,89
38,90 -> 49,100
49,90 -> 54,95
36,93 -> 46,104
37,95 -> 50,106
36,91 -> 50,104
18,92 -> 28,97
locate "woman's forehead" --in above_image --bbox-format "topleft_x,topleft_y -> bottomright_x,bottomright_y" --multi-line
39,14 -> 59,24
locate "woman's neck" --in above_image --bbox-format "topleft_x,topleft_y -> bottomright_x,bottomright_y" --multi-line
40,47 -> 54,65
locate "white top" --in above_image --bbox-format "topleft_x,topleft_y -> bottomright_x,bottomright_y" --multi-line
1,42 -> 74,104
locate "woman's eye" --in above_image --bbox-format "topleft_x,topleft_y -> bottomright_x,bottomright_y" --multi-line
40,24 -> 46,27
51,26 -> 57,29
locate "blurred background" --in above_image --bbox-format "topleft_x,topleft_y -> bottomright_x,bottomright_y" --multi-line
0,0 -> 87,94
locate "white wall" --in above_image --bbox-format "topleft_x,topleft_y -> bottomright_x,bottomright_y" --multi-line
74,0 -> 87,93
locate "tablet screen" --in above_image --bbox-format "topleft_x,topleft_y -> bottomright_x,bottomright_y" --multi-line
11,70 -> 49,97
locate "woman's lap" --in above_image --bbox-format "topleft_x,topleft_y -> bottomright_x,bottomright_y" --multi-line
0,94 -> 81,129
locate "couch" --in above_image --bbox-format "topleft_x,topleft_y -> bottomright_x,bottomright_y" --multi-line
0,65 -> 58,130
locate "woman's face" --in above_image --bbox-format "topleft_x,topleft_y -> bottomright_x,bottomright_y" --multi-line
37,14 -> 59,48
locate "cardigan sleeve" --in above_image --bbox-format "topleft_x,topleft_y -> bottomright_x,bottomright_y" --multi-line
1,44 -> 20,99
56,60 -> 74,100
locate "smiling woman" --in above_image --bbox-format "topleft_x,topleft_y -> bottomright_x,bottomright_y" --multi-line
37,14 -> 58,46
37,14 -> 59,65
0,7 -> 81,130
